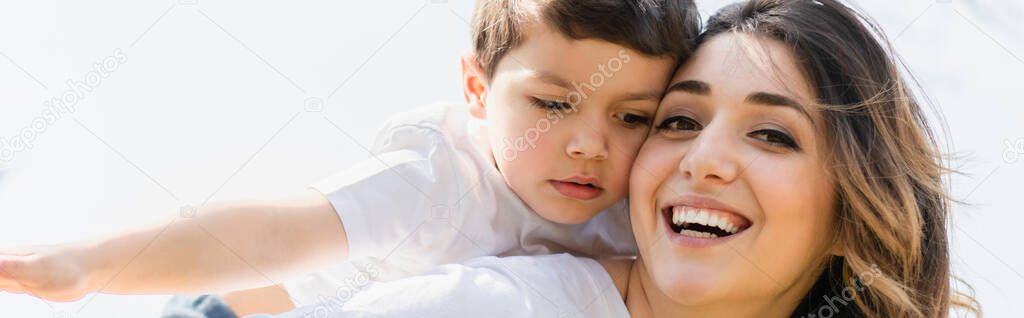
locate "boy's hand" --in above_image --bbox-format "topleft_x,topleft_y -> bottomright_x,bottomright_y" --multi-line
0,245 -> 92,302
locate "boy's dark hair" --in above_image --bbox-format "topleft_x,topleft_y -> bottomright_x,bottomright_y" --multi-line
471,0 -> 700,80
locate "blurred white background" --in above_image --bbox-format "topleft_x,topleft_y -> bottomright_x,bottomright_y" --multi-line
0,0 -> 1020,317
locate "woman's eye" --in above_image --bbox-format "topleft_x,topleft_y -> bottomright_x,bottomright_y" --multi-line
656,115 -> 702,132
750,129 -> 800,150
530,97 -> 574,111
614,112 -> 651,127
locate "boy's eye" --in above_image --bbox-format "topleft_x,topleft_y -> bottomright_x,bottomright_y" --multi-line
530,97 -> 574,111
749,129 -> 800,150
614,112 -> 651,126
656,115 -> 702,132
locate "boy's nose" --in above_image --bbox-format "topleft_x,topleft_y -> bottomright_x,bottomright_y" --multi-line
566,127 -> 609,161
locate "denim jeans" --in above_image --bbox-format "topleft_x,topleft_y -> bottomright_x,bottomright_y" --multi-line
161,295 -> 239,318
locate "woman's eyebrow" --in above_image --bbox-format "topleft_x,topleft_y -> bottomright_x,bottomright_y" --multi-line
745,92 -> 813,121
666,80 -> 710,95
666,80 -> 815,124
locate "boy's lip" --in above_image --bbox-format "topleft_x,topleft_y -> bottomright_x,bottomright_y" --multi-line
549,176 -> 604,200
557,176 -> 602,188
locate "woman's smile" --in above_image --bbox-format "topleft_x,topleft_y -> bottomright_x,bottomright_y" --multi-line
659,195 -> 753,247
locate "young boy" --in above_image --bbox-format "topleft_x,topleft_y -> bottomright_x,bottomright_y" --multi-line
0,0 -> 698,316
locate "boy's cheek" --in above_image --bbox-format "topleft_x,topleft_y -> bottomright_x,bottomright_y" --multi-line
612,134 -> 648,161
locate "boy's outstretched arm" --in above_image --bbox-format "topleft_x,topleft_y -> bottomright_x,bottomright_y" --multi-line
0,189 -> 347,302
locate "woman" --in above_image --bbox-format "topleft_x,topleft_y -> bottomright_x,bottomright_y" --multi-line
612,0 -> 977,316
264,0 -> 980,317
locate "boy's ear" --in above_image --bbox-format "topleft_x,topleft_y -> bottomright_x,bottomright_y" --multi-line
460,52 -> 488,120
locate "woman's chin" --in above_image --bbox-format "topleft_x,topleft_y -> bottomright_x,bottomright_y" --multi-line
649,260 -> 736,305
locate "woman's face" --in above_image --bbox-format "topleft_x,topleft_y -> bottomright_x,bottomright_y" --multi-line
630,33 -> 839,307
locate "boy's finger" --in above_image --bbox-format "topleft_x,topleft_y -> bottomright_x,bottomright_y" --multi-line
0,258 -> 11,277
0,257 -> 27,279
0,245 -> 37,255
0,267 -> 30,292
0,282 -> 28,294
0,258 -> 42,297
0,250 -> 33,256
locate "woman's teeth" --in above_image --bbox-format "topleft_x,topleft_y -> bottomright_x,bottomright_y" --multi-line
671,206 -> 741,237
679,229 -> 719,238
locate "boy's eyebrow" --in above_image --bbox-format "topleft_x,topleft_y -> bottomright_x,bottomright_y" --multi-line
532,71 -> 661,102
531,71 -> 573,89
618,90 -> 664,103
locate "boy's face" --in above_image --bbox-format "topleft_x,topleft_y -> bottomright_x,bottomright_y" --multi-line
462,21 -> 676,224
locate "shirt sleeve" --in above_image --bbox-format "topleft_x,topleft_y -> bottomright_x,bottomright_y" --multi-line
264,254 -> 629,318
311,123 -> 462,264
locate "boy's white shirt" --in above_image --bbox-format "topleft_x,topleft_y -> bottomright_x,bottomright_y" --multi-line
282,103 -> 637,306
263,254 -> 629,318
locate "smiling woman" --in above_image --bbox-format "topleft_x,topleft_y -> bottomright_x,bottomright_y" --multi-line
626,0 -> 982,317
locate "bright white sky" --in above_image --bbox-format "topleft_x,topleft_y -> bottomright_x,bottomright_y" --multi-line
0,0 -> 1020,317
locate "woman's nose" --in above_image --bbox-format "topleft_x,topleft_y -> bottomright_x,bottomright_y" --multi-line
679,124 -> 741,186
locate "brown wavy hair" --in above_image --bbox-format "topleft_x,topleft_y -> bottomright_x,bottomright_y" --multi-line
700,1 -> 981,317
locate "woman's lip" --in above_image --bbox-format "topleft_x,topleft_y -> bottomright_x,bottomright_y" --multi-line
550,180 -> 603,200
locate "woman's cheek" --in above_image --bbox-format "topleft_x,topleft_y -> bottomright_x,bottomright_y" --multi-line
633,141 -> 682,215
752,159 -> 836,277
636,139 -> 678,173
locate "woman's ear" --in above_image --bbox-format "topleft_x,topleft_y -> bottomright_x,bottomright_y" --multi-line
460,52 -> 488,119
